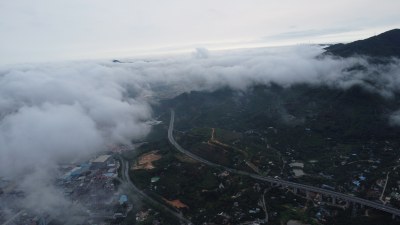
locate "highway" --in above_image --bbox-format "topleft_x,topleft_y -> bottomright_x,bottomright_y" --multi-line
168,109 -> 400,217
116,155 -> 193,225
1,210 -> 24,225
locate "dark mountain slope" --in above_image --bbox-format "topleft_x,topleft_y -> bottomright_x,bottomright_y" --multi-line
325,29 -> 400,58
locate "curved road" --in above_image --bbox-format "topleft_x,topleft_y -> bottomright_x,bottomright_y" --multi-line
116,155 -> 193,225
1,210 -> 24,225
168,109 -> 400,217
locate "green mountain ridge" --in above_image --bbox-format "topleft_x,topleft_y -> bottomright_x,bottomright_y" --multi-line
325,29 -> 400,58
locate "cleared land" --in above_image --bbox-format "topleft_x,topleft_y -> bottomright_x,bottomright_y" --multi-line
132,151 -> 162,170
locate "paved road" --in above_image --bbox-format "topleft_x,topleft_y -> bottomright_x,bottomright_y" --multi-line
168,109 -> 400,216
116,155 -> 193,225
1,210 -> 24,225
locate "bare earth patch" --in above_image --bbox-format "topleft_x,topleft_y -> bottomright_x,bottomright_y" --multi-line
162,198 -> 189,209
287,220 -> 309,225
132,151 -> 162,170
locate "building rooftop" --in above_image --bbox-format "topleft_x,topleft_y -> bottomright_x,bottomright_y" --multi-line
151,177 -> 160,183
119,195 -> 128,204
92,155 -> 112,163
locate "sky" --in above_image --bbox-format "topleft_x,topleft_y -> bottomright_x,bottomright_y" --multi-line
1,0 -> 400,64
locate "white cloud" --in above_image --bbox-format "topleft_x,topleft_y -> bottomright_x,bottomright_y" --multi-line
1,45 -> 400,219
192,47 -> 210,59
0,61 -> 152,218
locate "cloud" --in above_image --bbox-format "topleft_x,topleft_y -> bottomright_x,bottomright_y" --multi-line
1,45 -> 400,220
0,62 -> 152,220
0,103 -> 103,176
192,47 -> 210,59
389,110 -> 400,126
112,45 -> 400,96
262,27 -> 356,41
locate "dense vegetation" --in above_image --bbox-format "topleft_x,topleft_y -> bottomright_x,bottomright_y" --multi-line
325,29 -> 400,58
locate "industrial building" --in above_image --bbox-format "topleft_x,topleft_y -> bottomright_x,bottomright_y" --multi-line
91,154 -> 113,169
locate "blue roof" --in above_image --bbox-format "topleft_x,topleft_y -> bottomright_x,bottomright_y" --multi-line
71,168 -> 83,176
119,195 -> 128,204
103,172 -> 115,177
80,163 -> 91,168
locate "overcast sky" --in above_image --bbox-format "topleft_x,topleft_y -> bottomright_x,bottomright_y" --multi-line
1,0 -> 400,65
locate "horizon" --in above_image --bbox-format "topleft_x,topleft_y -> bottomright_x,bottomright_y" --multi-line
1,0 -> 400,65
1,27 -> 398,67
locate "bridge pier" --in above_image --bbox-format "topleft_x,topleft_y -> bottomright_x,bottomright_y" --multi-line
344,201 -> 350,209
331,196 -> 336,205
293,188 -> 298,194
392,214 -> 396,220
364,209 -> 369,217
351,203 -> 357,217
306,191 -> 310,199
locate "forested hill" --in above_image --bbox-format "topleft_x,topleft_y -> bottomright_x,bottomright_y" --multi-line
325,29 -> 400,58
